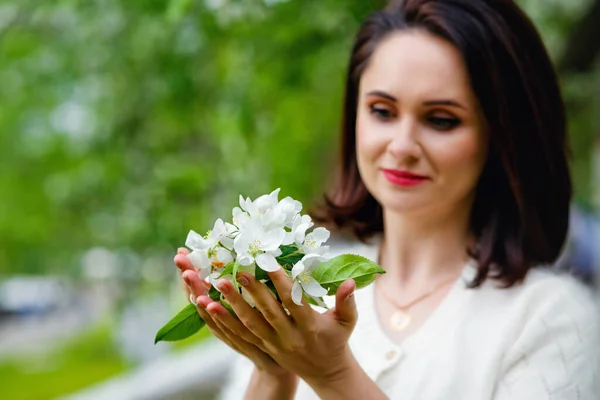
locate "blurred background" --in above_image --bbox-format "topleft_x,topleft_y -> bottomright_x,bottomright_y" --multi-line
0,0 -> 598,399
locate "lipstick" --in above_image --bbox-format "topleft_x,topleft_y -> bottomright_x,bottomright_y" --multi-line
382,169 -> 429,187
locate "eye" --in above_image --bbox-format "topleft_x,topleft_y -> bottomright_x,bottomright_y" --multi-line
369,104 -> 396,121
428,116 -> 461,131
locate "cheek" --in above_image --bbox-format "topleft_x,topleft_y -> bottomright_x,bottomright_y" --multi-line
356,111 -> 386,164
433,130 -> 487,185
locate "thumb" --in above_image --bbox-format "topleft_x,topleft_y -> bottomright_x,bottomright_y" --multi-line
334,279 -> 357,327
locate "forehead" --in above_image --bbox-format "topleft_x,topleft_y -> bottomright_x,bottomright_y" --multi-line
360,30 -> 475,102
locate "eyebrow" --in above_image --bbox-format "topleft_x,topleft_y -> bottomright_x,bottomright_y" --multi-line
366,90 -> 467,110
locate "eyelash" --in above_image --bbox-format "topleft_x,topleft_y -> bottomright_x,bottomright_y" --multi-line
428,116 -> 461,131
368,105 -> 462,131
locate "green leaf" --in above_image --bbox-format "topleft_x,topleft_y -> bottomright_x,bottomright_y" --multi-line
312,254 -> 386,296
276,245 -> 303,266
278,244 -> 299,257
218,262 -> 235,278
209,285 -> 222,301
154,304 -> 205,344
255,265 -> 269,281
232,261 -> 241,291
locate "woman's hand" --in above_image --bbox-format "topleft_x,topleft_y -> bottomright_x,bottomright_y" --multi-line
205,266 -> 360,389
173,248 -> 298,400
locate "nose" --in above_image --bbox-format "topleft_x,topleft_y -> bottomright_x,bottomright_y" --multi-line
386,116 -> 422,161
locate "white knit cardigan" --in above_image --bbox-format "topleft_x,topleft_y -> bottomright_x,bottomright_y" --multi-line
220,238 -> 600,400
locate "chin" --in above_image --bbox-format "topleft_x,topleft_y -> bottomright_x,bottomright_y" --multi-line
375,190 -> 432,215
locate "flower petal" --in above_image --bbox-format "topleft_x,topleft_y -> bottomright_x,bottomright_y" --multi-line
215,247 -> 233,264
255,253 -> 281,272
233,229 -> 253,255
291,280 -> 304,306
187,249 -> 211,270
300,276 -> 328,297
233,210 -> 250,230
282,231 -> 295,246
185,230 -> 210,250
300,253 -> 327,270
225,222 -> 238,234
261,208 -> 286,231
210,218 -> 227,240
276,197 -> 302,227
237,253 -> 254,266
306,227 -> 330,246
293,220 -> 313,245
308,296 -> 328,308
208,271 -> 222,286
260,228 -> 285,252
220,235 -> 235,249
270,247 -> 282,257
291,260 -> 305,280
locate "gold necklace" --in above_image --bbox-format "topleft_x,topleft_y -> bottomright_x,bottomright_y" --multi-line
379,275 -> 458,332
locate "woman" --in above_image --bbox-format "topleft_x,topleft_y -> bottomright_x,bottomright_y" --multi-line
175,0 -> 599,399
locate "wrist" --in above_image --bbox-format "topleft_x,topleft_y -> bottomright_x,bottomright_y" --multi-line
305,348 -> 386,400
304,347 -> 359,394
254,366 -> 297,384
245,367 -> 298,400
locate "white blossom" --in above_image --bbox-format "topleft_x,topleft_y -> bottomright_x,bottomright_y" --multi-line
299,227 -> 330,256
291,253 -> 328,306
233,218 -> 284,272
185,219 -> 234,278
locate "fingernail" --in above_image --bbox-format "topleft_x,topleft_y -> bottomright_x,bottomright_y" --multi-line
347,292 -> 355,300
216,280 -> 230,295
237,275 -> 249,287
208,307 -> 219,316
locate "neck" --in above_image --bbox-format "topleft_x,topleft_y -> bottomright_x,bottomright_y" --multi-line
379,203 -> 474,290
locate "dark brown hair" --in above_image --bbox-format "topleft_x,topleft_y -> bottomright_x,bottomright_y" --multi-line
313,0 -> 572,288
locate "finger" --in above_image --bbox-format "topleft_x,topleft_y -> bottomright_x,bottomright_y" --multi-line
193,295 -> 225,334
213,279 -> 274,341
174,253 -> 195,273
236,272 -> 294,337
204,317 -> 242,354
332,279 -> 357,327
205,299 -> 266,349
177,247 -> 190,256
182,269 -> 209,297
209,310 -> 280,371
196,297 -> 239,348
267,269 -> 315,326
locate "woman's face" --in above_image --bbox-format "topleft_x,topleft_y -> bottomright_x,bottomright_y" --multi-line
356,30 -> 487,218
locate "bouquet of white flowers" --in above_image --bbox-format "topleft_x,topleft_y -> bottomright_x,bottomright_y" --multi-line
155,189 -> 385,343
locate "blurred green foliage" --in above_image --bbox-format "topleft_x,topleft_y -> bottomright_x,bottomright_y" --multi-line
0,0 -> 597,277
0,0 -> 598,399
0,325 -> 128,400
0,319 -> 211,399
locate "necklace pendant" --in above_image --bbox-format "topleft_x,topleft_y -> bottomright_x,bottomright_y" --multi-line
390,309 -> 411,332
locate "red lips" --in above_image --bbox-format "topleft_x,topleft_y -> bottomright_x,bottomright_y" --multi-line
382,169 -> 429,187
